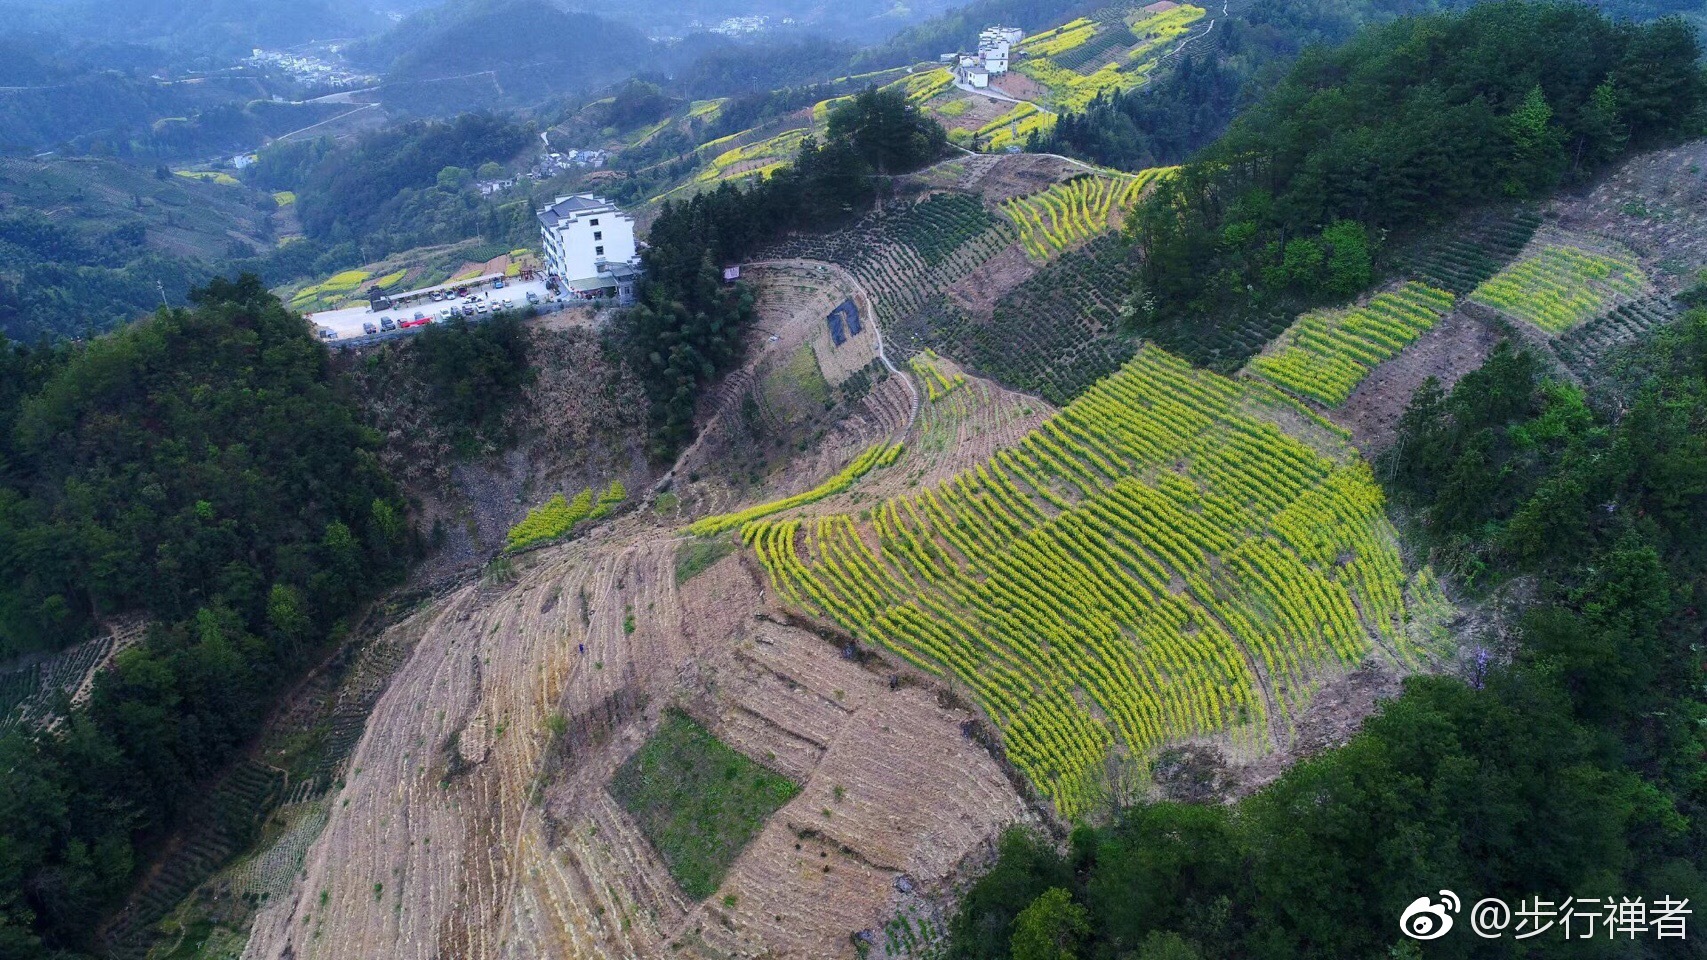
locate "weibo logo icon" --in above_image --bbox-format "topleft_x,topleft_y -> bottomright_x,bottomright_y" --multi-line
1399,890 -> 1462,940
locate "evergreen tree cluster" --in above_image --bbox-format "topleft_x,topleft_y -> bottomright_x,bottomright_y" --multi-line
0,277 -> 414,956
1129,1 -> 1705,345
616,87 -> 948,457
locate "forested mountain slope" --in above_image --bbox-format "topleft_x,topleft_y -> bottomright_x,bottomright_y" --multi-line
0,3 -> 1702,960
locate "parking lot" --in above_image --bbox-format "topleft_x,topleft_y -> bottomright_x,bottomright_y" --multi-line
307,276 -> 570,341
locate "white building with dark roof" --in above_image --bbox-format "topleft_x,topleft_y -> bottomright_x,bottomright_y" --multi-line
538,194 -> 640,303
949,25 -> 1023,85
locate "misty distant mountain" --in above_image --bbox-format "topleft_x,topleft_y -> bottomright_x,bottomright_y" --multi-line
0,0 -> 390,59
569,0 -> 963,41
348,0 -> 658,110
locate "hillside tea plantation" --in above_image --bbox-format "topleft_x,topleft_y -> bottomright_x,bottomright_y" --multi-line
1469,242 -> 1646,334
881,193 -> 999,267
1051,24 -> 1138,71
892,234 -> 1141,403
735,347 -> 1424,817
1249,282 -> 1454,405
1388,208 -> 1542,294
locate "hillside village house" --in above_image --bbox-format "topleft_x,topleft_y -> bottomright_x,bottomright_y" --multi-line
537,194 -> 640,304
950,25 -> 1023,87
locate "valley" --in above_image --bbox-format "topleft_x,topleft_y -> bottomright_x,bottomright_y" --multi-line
124,132 -> 1707,957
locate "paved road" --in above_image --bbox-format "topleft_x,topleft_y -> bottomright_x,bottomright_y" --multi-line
951,78 -> 1057,116
308,277 -> 560,340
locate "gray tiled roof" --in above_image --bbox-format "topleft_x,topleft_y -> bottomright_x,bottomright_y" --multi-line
537,194 -> 616,227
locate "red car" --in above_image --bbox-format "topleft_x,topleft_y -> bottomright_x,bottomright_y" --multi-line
399,317 -> 428,329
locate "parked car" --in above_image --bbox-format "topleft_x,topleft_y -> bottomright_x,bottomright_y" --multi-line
379,317 -> 396,331
363,322 -> 378,335
455,287 -> 469,297
526,291 -> 540,304
475,302 -> 489,314
493,278 -> 505,289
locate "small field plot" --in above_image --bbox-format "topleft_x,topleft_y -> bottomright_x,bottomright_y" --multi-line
974,102 -> 1056,152
609,709 -> 801,899
1248,282 -> 1455,406
1469,241 -> 1647,334
1388,208 -> 1541,294
1555,294 -> 1679,376
1001,168 -> 1169,259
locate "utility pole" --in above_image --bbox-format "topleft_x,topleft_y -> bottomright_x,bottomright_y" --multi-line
156,280 -> 169,310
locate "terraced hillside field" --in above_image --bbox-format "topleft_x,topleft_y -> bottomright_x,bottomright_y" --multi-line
761,157 -> 1175,407
1387,208 -> 1543,295
1249,282 -> 1456,406
1010,3 -> 1206,113
732,345 -> 1436,818
657,1 -> 1207,198
760,191 -> 1021,331
1002,168 -> 1172,260
1469,237 -> 1648,334
897,235 -> 1143,402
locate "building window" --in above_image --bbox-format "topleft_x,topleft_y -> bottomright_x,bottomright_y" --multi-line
595,246 -> 605,256
593,231 -> 602,241
590,218 -> 599,226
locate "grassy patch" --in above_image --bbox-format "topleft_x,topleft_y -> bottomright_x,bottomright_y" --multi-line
777,343 -> 832,407
175,169 -> 241,186
675,537 -> 736,584
610,710 -> 799,899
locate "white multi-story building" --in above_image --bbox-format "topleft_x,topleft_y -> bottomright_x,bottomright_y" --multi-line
949,25 -> 1023,85
537,194 -> 640,303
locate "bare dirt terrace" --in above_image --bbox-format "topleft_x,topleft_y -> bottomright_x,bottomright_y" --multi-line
1332,307 -> 1503,453
241,265 -> 1039,960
